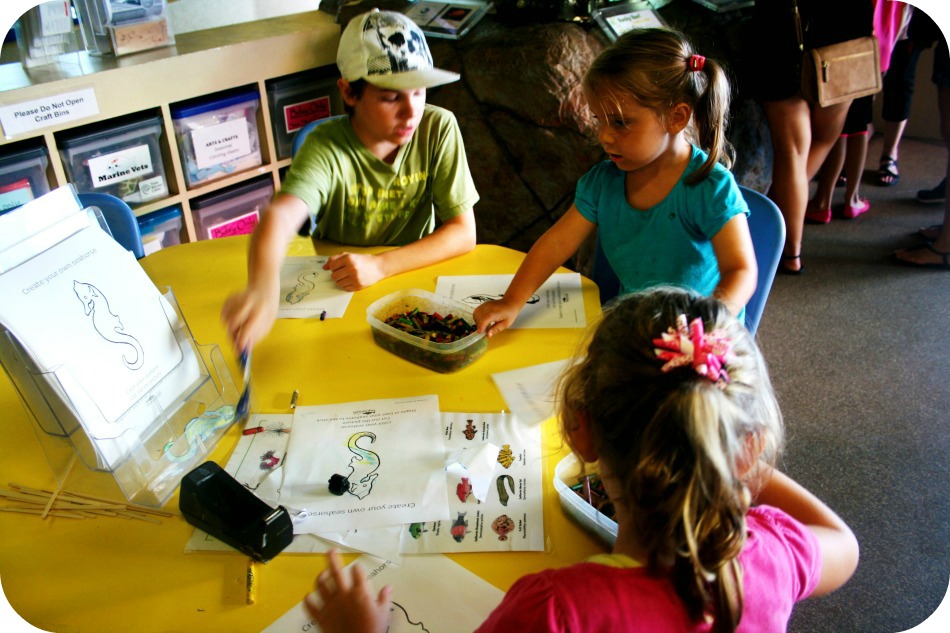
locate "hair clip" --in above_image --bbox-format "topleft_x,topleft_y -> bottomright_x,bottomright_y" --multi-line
653,314 -> 731,384
689,54 -> 706,72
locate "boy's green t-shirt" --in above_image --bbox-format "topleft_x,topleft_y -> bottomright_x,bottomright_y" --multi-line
280,104 -> 479,247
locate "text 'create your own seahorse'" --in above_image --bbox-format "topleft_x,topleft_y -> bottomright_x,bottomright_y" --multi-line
344,432 -> 380,500
73,280 -> 144,370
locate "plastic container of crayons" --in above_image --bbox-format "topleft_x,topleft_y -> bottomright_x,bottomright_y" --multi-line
366,288 -> 487,373
554,453 -> 618,548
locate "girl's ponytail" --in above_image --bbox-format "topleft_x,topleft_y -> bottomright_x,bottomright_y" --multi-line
687,56 -> 735,184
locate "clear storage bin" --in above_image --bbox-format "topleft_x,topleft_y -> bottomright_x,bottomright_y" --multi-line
266,70 -> 343,160
0,146 -> 51,215
191,176 -> 273,241
138,205 -> 182,255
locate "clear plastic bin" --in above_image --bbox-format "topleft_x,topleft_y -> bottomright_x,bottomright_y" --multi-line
171,90 -> 263,188
0,146 -> 51,214
57,114 -> 169,207
191,176 -> 273,240
554,453 -> 618,548
266,71 -> 343,160
138,205 -> 182,255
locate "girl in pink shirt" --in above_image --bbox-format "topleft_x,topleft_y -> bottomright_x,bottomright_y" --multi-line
305,287 -> 859,633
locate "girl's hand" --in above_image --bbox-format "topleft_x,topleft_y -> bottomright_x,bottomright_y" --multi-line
304,549 -> 393,633
473,299 -> 521,337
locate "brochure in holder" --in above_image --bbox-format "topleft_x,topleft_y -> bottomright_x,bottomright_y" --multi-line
0,186 -> 239,508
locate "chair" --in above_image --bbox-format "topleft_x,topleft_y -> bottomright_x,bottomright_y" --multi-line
589,185 -> 785,335
77,192 -> 145,259
290,115 -> 347,158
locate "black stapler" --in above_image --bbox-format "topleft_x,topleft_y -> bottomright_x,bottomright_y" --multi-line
179,461 -> 294,563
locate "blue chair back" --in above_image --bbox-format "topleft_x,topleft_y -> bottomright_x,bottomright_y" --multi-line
77,192 -> 145,259
291,115 -> 347,158
588,186 -> 785,335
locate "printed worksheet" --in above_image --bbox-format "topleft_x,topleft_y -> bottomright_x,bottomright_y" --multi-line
491,359 -> 573,426
281,396 -> 450,534
399,412 -> 544,553
435,273 -> 586,328
278,256 -> 353,319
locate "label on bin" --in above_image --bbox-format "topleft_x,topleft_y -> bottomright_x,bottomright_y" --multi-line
138,175 -> 168,201
192,118 -> 252,170
207,209 -> 260,240
283,96 -> 332,133
88,144 -> 154,188
0,178 -> 34,211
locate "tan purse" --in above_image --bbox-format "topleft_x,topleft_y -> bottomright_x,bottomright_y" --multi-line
793,2 -> 881,107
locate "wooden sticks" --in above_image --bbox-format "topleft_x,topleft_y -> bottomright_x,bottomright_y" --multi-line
0,482 -> 174,523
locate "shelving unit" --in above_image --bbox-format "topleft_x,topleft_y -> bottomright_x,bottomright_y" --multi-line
0,11 -> 341,242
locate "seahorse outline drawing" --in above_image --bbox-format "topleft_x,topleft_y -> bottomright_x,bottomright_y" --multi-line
462,293 -> 540,306
73,280 -> 144,370
343,432 -> 380,500
285,271 -> 318,304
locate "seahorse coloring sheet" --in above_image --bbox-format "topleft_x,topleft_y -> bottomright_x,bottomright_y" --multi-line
280,395 -> 450,534
0,224 -> 200,466
262,555 -> 504,633
277,256 -> 354,319
435,273 -> 586,329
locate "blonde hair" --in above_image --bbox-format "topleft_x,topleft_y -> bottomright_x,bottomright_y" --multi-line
559,287 -> 783,632
583,28 -> 734,184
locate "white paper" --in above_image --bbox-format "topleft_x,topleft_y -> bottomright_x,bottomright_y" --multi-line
281,396 -> 450,533
277,256 -> 354,319
491,359 -> 572,426
399,412 -> 545,553
435,273 -> 586,328
261,554 -> 504,633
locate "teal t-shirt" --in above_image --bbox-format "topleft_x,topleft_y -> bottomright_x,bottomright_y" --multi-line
575,146 -> 748,298
280,105 -> 479,246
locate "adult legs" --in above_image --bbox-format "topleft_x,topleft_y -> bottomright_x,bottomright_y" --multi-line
806,136 -> 845,223
842,131 -> 871,215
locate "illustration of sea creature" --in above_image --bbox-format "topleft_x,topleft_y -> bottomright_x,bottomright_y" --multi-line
285,271 -> 318,304
73,280 -> 144,370
492,514 -> 515,541
497,444 -> 514,469
496,475 -> 515,506
456,477 -> 472,503
343,432 -> 380,499
462,293 -> 540,306
390,602 -> 429,632
450,512 -> 468,543
259,449 -> 281,470
163,405 -> 236,462
463,419 -> 476,440
408,522 -> 428,539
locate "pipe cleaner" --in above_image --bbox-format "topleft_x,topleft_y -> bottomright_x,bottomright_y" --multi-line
653,314 -> 731,384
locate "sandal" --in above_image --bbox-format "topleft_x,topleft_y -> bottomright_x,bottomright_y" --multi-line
778,254 -> 803,275
915,224 -> 943,241
894,242 -> 950,270
876,156 -> 900,186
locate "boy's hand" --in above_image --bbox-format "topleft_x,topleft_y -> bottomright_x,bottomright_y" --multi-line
304,549 -> 393,633
473,298 -> 521,338
221,282 -> 279,352
324,253 -> 386,291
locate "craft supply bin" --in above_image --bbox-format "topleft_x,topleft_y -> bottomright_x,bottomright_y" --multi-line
138,205 -> 183,255
191,176 -> 273,241
554,453 -> 618,548
266,70 -> 344,160
57,114 -> 170,208
0,145 -> 51,214
171,89 -> 263,188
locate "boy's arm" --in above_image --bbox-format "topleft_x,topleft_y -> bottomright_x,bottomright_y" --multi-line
221,193 -> 311,351
710,213 -> 758,316
474,206 -> 595,337
323,208 -> 476,291
753,467 -> 860,597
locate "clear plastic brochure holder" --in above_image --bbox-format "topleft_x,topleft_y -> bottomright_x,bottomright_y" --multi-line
0,191 -> 239,508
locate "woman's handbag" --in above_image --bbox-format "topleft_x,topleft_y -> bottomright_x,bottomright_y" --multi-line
800,35 -> 882,107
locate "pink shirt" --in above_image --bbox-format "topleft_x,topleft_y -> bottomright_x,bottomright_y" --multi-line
475,505 -> 821,633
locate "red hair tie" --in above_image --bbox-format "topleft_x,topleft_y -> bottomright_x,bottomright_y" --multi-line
689,54 -> 706,72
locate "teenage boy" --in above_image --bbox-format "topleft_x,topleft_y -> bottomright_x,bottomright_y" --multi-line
222,9 -> 479,351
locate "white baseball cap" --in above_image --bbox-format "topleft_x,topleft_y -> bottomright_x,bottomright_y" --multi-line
336,9 -> 460,91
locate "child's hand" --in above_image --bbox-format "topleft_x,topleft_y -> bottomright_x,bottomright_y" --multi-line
221,282 -> 279,352
474,298 -> 520,337
324,253 -> 386,291
304,549 -> 393,633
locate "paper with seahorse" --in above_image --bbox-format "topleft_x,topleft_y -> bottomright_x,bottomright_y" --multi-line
280,395 -> 450,534
277,256 -> 354,319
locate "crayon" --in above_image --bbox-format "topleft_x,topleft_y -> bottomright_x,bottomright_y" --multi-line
246,559 -> 257,605
242,426 -> 264,436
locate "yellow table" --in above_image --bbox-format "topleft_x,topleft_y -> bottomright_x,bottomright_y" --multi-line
0,237 -> 606,633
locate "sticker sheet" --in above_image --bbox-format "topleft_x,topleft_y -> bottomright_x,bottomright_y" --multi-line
261,554 -> 504,633
280,396 -> 450,534
277,256 -> 353,319
399,412 -> 544,553
434,273 -> 586,328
